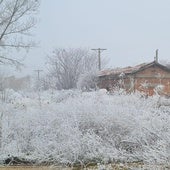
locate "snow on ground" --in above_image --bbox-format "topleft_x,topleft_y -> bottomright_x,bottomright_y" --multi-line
0,89 -> 170,165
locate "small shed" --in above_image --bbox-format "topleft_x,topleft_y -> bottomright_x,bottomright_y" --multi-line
98,61 -> 170,96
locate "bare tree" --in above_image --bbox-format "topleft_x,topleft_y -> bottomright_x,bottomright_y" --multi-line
0,0 -> 40,67
46,48 -> 101,90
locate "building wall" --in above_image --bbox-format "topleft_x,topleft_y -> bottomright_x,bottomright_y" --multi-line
98,65 -> 170,96
98,76 -> 120,91
4,76 -> 31,91
133,65 -> 170,96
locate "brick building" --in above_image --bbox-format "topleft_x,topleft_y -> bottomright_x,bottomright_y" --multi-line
98,61 -> 170,96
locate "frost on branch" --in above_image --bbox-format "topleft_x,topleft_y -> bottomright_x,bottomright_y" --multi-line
0,90 -> 170,165
77,71 -> 98,91
0,0 -> 40,67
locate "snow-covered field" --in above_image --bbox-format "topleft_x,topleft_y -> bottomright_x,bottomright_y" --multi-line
0,89 -> 170,166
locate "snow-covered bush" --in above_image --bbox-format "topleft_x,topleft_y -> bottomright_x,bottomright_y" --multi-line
0,89 -> 170,165
77,71 -> 98,91
154,84 -> 164,95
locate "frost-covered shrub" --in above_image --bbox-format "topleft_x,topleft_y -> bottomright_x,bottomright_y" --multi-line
77,72 -> 98,91
0,90 -> 170,165
154,84 -> 165,95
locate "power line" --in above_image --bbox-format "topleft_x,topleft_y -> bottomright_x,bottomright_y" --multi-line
91,48 -> 107,70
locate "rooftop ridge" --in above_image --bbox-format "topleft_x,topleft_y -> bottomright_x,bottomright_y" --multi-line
98,61 -> 170,77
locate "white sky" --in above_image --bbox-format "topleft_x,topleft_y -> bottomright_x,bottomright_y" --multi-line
7,0 -> 170,77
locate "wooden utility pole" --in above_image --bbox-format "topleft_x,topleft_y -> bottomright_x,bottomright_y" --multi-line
91,48 -> 107,70
34,69 -> 43,107
34,69 -> 43,82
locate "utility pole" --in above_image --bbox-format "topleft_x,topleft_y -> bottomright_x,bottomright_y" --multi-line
34,69 -> 43,107
91,48 -> 107,70
34,69 -> 43,82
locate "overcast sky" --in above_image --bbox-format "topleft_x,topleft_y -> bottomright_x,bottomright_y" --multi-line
8,0 -> 170,76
